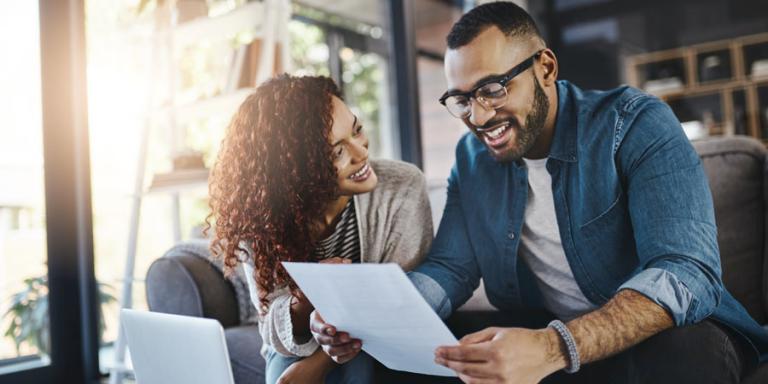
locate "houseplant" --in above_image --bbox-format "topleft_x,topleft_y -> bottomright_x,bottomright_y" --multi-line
2,274 -> 116,356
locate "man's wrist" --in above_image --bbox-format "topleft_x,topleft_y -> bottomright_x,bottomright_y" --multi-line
541,326 -> 569,374
547,320 -> 581,373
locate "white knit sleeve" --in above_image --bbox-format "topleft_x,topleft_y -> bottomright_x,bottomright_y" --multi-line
242,263 -> 318,357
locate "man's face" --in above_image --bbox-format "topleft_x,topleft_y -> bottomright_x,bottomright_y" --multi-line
444,27 -> 549,162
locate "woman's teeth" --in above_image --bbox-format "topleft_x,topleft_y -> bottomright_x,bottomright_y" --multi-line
349,163 -> 369,180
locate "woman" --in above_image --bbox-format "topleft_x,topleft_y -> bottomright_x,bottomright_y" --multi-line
207,74 -> 433,383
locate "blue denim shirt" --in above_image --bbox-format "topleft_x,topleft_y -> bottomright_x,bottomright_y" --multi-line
413,80 -> 768,363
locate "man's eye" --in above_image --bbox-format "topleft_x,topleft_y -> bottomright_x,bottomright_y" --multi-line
478,84 -> 505,98
455,98 -> 469,107
354,125 -> 363,136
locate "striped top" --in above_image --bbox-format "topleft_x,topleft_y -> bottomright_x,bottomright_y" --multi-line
313,199 -> 360,263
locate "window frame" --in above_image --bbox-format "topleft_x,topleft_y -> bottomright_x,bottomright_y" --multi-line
0,0 -> 100,382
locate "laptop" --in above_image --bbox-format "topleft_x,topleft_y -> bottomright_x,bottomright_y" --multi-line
121,309 -> 235,384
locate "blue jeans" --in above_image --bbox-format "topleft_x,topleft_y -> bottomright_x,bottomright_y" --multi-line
264,346 -> 375,384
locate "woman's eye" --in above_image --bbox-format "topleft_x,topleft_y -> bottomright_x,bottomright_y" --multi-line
354,125 -> 363,136
335,147 -> 344,158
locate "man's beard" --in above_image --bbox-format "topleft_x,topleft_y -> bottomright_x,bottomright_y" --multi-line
491,75 -> 549,162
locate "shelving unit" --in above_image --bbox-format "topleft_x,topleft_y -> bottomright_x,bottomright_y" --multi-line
109,1 -> 291,383
625,32 -> 768,141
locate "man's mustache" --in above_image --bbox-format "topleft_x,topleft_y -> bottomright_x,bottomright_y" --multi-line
474,117 -> 519,132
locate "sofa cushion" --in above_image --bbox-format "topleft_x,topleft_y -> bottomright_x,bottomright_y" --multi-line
225,325 -> 265,384
693,137 -> 767,324
744,361 -> 768,384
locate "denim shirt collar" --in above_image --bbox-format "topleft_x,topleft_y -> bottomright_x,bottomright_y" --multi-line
547,80 -> 578,163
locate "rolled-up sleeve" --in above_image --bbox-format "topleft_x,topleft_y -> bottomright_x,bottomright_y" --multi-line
619,267 -> 694,325
408,271 -> 453,319
619,99 -> 723,326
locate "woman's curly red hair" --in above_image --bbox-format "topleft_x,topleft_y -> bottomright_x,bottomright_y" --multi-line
206,74 -> 343,309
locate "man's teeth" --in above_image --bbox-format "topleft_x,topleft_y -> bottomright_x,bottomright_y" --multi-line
350,163 -> 369,179
485,124 -> 508,139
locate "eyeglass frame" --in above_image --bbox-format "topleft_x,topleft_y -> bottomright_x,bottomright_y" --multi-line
438,49 -> 545,117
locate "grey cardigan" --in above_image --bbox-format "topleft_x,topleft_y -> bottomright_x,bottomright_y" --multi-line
242,159 -> 433,357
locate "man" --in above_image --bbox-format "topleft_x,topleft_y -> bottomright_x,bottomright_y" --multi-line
311,2 -> 768,383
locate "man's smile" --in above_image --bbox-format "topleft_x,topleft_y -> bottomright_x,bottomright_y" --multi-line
478,119 -> 515,149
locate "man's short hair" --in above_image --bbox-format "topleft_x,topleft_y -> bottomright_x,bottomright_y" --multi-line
446,1 -> 542,49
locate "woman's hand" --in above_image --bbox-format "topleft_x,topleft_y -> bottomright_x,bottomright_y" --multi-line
318,257 -> 351,265
289,286 -> 313,341
276,349 -> 336,384
290,257 -> 352,340
310,310 -> 362,364
292,258 -> 349,312
310,257 -> 361,364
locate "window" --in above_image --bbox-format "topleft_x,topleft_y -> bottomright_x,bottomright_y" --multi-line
0,1 -> 50,373
414,0 -> 466,224
1,1 -> 98,382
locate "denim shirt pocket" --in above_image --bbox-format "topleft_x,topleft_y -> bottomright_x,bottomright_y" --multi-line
577,191 -> 637,290
580,191 -> 623,230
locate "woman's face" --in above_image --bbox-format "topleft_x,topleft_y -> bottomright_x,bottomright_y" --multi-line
329,96 -> 378,195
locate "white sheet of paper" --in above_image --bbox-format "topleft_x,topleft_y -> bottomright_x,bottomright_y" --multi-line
282,262 -> 458,377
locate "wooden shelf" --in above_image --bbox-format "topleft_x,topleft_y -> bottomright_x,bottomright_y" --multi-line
626,32 -> 768,143
153,87 -> 256,124
147,168 -> 209,194
173,1 -> 266,46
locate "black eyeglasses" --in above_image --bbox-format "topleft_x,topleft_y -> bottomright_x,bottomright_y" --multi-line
439,50 -> 543,119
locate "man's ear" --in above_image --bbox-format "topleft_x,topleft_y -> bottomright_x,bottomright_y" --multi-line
539,49 -> 558,86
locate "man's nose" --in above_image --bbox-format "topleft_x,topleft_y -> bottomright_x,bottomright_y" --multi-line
468,99 -> 496,128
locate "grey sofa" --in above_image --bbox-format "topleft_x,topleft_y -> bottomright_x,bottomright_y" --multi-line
146,136 -> 768,383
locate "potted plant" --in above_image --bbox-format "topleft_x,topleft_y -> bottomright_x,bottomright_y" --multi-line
2,274 -> 117,357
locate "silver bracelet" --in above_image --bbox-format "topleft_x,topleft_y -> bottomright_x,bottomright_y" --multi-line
548,319 -> 580,374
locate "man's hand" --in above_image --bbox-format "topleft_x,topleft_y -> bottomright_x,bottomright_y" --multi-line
276,349 -> 336,384
434,327 -> 567,384
309,310 -> 362,364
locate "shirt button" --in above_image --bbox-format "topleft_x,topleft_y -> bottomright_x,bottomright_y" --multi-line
508,232 -> 516,240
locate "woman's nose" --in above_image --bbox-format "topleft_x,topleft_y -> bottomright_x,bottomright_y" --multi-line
350,135 -> 369,161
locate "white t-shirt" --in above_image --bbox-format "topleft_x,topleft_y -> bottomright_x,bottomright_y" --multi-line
518,157 -> 598,321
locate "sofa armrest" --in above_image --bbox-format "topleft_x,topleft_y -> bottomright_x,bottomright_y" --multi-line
146,253 -> 240,328
693,136 -> 768,325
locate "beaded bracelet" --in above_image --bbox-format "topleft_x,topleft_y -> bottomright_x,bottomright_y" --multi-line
548,319 -> 580,374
